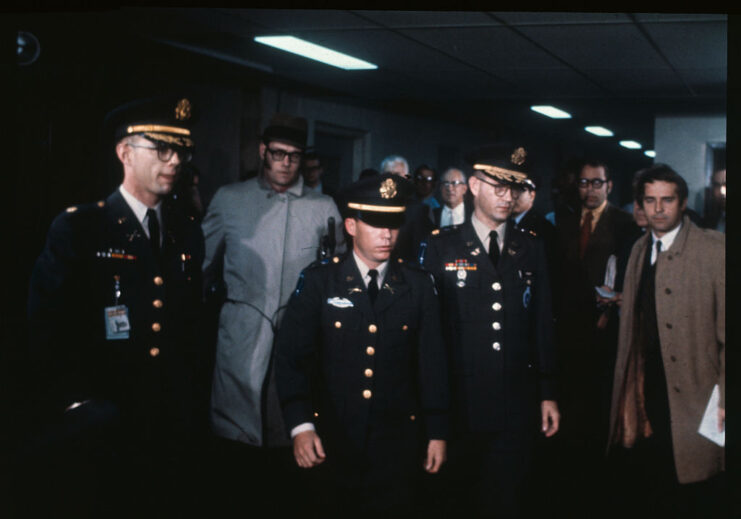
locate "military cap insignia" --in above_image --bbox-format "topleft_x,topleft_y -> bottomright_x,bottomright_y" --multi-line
174,98 -> 192,121
379,178 -> 397,199
511,147 -> 527,166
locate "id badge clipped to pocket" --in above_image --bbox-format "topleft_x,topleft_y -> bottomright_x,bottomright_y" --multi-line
104,305 -> 130,340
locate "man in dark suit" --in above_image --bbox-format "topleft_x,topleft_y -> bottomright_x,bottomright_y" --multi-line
25,97 -> 207,517
275,173 -> 449,515
553,158 -> 639,514
422,146 -> 559,517
432,167 -> 474,229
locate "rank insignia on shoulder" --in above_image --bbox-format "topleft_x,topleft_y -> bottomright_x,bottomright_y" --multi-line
431,229 -> 440,236
66,206 -> 78,213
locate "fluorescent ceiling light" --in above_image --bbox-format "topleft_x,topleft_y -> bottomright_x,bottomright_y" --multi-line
584,126 -> 614,137
619,140 -> 642,149
530,105 -> 571,119
644,150 -> 656,158
254,36 -> 377,70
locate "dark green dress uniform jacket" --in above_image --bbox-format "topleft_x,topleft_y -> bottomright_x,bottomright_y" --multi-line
422,219 -> 557,434
275,254 -> 449,462
27,188 -> 207,444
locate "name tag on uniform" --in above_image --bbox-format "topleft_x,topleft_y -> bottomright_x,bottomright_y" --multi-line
104,305 -> 130,340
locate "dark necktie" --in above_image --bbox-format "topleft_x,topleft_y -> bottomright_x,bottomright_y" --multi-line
368,269 -> 379,304
488,230 -> 500,266
652,240 -> 662,265
579,210 -> 593,259
146,208 -> 160,256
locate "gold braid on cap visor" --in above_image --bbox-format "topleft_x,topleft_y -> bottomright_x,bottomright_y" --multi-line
473,163 -> 527,184
141,132 -> 194,148
347,202 -> 406,213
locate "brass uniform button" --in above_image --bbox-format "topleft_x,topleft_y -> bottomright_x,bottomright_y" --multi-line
492,322 -> 501,330
152,322 -> 161,333
410,415 -> 416,421
334,321 -> 342,329
332,256 -> 340,263
153,276 -> 164,286
149,347 -> 160,357
492,302 -> 502,311
492,282 -> 502,291
368,324 -> 377,333
363,389 -> 372,399
314,412 -> 319,417
97,200 -> 105,207
152,299 -> 163,309
364,368 -> 374,378
366,346 -> 375,356
402,324 -> 408,331
492,342 -> 501,351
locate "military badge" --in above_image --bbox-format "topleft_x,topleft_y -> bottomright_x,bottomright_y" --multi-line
327,297 -> 354,308
174,98 -> 192,121
379,178 -> 397,199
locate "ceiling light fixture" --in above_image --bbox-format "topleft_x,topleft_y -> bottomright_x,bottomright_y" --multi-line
644,150 -> 656,158
254,35 -> 378,70
619,140 -> 642,149
584,126 -> 614,137
530,105 -> 571,119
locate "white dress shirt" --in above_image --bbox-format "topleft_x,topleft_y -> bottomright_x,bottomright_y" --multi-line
118,185 -> 162,244
440,202 -> 466,228
651,223 -> 681,265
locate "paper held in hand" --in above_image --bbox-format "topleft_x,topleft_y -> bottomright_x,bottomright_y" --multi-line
698,384 -> 724,447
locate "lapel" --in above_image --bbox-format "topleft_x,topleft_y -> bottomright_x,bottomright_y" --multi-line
498,219 -> 526,277
375,261 -> 411,315
585,204 -> 614,258
336,256 -> 375,321
106,189 -> 160,269
459,220 -> 493,280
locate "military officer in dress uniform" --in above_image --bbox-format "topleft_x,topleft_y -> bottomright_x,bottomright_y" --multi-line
275,173 -> 449,516
421,146 -> 560,518
26,97 -> 207,517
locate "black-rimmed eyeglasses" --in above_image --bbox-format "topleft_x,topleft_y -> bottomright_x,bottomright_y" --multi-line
476,175 -> 523,199
267,148 -> 303,164
127,141 -> 192,163
577,178 -> 607,189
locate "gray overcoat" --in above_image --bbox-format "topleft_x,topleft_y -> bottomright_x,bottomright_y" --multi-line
202,175 -> 343,446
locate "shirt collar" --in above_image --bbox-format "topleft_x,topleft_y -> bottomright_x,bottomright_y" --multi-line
352,250 -> 388,287
471,212 -> 506,252
258,171 -> 305,197
651,222 -> 682,251
119,185 -> 161,227
514,208 -> 529,225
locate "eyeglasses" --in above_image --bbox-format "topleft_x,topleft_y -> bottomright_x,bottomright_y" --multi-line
267,148 -> 303,163
416,175 -> 435,182
128,141 -> 192,163
476,175 -> 523,199
441,180 -> 466,188
577,178 -> 607,189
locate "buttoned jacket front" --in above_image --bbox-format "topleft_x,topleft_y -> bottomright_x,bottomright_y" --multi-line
275,254 -> 449,458
423,219 -> 556,434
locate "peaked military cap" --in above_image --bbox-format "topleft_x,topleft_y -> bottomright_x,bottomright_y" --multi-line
472,144 -> 531,186
107,96 -> 195,148
262,113 -> 308,149
339,172 -> 413,229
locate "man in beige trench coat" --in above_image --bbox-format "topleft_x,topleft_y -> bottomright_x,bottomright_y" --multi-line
606,164 -> 726,518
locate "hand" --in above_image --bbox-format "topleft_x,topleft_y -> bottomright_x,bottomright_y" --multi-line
718,407 -> 725,433
541,400 -> 560,437
293,430 -> 326,469
596,311 -> 609,330
424,439 -> 446,473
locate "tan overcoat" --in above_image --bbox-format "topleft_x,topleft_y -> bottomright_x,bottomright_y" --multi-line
607,216 -> 725,483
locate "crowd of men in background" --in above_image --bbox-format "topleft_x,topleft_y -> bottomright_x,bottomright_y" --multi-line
16,101 -> 726,519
